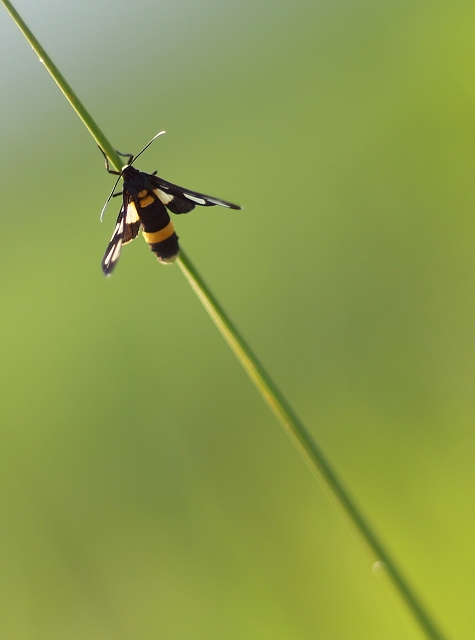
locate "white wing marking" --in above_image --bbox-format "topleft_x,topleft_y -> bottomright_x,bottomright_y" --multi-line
125,200 -> 139,223
183,193 -> 207,205
153,188 -> 173,205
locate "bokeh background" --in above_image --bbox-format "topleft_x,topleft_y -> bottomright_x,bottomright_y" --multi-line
1,0 -> 475,638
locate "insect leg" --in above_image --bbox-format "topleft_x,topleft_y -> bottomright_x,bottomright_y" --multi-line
98,146 -> 121,175
116,150 -> 134,165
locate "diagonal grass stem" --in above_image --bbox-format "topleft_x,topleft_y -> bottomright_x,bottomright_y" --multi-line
0,0 -> 122,173
176,249 -> 447,640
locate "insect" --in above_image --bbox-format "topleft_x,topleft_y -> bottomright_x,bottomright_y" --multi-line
100,131 -> 241,276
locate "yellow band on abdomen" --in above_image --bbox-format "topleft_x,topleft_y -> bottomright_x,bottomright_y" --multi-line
139,194 -> 155,208
142,221 -> 175,245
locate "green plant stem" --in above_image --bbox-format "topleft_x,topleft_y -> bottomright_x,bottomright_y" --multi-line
177,250 -> 446,640
1,2 -> 448,639
0,0 -> 122,173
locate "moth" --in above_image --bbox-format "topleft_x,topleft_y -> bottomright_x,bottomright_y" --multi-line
100,132 -> 241,276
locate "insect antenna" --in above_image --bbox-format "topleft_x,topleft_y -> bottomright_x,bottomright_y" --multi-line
100,173 -> 122,221
129,130 -> 166,166
99,131 -> 166,221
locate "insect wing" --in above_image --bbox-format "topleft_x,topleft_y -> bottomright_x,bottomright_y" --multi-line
122,199 -> 141,244
101,196 -> 140,276
150,175 -> 241,214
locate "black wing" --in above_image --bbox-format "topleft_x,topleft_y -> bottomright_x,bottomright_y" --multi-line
150,175 -> 241,215
101,195 -> 141,276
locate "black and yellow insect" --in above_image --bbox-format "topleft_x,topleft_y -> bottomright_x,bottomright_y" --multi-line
100,132 -> 241,276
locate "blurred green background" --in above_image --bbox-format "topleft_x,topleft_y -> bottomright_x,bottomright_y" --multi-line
1,0 -> 475,638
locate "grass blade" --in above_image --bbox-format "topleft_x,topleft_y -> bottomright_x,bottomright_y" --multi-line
177,249 -> 448,640
0,0 -> 122,172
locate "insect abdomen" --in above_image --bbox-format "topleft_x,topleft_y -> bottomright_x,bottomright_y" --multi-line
137,190 -> 180,264
142,223 -> 179,264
